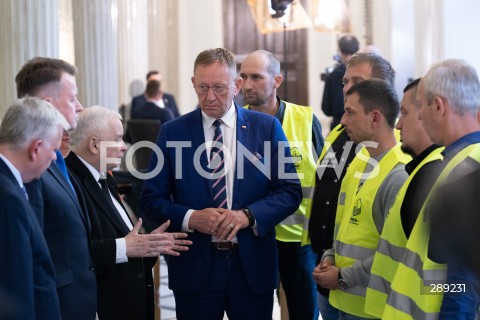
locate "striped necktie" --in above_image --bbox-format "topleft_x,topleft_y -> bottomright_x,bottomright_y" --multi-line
210,119 -> 227,209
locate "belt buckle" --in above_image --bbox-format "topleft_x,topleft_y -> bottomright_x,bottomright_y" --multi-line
212,242 -> 231,250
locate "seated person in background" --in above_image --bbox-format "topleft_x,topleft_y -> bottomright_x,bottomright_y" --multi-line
131,79 -> 175,123
131,70 -> 180,118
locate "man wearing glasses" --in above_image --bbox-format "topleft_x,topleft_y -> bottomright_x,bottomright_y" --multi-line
140,48 -> 302,320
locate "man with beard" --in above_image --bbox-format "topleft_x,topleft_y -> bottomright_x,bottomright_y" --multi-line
240,50 -> 324,320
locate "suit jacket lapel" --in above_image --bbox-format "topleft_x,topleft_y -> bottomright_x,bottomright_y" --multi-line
107,173 -> 134,227
233,105 -> 248,204
48,163 -> 88,226
189,109 -> 214,196
67,153 -> 131,235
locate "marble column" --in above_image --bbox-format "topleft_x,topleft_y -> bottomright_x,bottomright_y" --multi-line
0,0 -> 59,118
116,0 -> 149,118
71,0 -> 119,110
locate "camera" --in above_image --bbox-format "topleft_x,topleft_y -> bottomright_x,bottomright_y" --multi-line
320,54 -> 342,82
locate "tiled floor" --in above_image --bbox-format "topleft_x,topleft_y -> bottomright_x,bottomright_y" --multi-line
157,256 -> 281,320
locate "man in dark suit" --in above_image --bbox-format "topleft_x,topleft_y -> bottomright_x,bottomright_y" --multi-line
15,57 -> 97,320
131,79 -> 174,123
140,48 -> 302,320
131,70 -> 180,118
0,97 -> 68,319
66,106 -> 191,320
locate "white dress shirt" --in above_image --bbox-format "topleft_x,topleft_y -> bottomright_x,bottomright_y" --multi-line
182,102 -> 237,241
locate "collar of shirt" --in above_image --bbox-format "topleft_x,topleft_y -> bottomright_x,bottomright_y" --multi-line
76,154 -> 103,184
201,101 -> 236,130
147,98 -> 165,109
442,131 -> 480,159
0,153 -> 24,189
405,144 -> 442,175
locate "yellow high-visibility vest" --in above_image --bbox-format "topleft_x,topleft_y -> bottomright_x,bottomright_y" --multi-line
300,123 -> 345,245
365,147 -> 443,318
330,144 -> 410,318
244,103 -> 317,242
383,143 -> 480,320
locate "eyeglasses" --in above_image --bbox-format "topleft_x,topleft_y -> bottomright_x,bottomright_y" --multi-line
194,81 -> 235,95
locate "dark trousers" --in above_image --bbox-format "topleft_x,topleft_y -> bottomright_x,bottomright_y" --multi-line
174,249 -> 273,320
277,241 -> 319,320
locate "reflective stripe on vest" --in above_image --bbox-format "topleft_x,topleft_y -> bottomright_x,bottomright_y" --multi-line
365,147 -> 443,318
244,103 -> 316,241
274,103 -> 317,241
384,143 -> 480,319
330,144 -> 411,318
301,124 -> 345,245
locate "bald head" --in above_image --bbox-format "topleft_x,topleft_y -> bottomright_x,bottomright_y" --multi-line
240,50 -> 283,113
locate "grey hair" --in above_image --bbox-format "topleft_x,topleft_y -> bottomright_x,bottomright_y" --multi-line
0,96 -> 69,148
423,59 -> 480,116
70,106 -> 122,147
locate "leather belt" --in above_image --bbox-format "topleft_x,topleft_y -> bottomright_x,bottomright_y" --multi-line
211,242 -> 239,250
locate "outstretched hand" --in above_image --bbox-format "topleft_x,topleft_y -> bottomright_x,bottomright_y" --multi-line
125,218 -> 192,257
151,220 -> 192,256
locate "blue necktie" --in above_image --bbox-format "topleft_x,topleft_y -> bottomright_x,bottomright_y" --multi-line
55,150 -> 75,192
210,119 -> 227,208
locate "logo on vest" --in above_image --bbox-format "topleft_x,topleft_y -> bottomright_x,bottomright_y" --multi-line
350,198 -> 361,225
291,147 -> 303,169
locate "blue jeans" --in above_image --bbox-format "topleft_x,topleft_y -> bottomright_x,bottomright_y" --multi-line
317,293 -> 339,320
277,241 -> 319,320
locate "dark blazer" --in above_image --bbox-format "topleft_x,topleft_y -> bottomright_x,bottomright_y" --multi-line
25,161 -> 97,320
0,159 -> 61,320
131,101 -> 174,123
131,92 -> 180,118
141,105 -> 302,295
66,152 -> 156,320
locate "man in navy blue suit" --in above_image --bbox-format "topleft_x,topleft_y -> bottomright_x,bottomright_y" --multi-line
141,48 -> 302,320
0,97 -> 68,319
131,70 -> 180,118
15,57 -> 97,320
131,79 -> 175,123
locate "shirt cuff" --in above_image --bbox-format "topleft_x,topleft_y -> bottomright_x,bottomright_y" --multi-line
115,238 -> 128,264
182,209 -> 195,232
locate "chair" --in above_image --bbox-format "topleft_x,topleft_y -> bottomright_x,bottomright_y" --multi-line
126,119 -> 162,172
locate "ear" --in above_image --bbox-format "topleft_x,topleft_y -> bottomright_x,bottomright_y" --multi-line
234,77 -> 243,95
273,74 -> 283,89
89,136 -> 100,154
434,96 -> 446,116
191,76 -> 196,88
27,139 -> 43,161
370,110 -> 382,128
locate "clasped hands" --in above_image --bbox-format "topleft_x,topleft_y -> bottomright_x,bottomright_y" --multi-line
189,208 -> 249,240
312,259 -> 340,290
125,218 -> 192,258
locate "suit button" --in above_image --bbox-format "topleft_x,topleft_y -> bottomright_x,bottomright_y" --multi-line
137,272 -> 144,279
90,265 -> 95,271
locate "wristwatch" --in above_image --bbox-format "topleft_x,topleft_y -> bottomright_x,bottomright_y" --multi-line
337,269 -> 350,290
